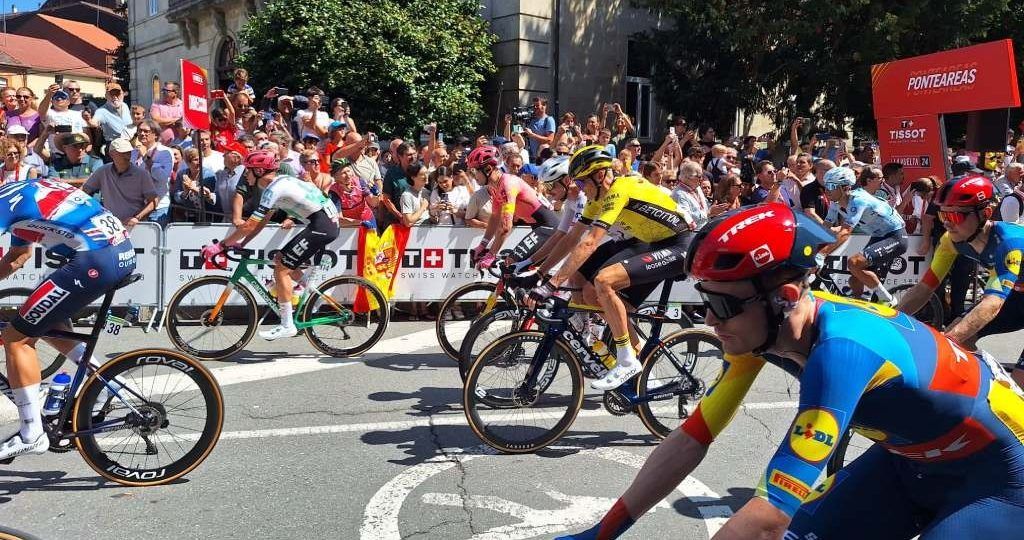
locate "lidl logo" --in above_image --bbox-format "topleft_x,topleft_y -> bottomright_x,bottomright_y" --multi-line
789,409 -> 839,463
1005,250 -> 1021,276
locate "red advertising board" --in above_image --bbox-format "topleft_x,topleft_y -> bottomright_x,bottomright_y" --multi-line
871,39 -> 1020,119
877,114 -> 947,181
180,59 -> 210,130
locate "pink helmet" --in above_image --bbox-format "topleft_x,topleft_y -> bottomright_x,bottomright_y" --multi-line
466,145 -> 500,169
243,150 -> 280,171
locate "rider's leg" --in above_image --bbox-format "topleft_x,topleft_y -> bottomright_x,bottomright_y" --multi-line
1,325 -> 47,450
593,264 -> 638,371
850,253 -> 892,303
273,254 -> 295,329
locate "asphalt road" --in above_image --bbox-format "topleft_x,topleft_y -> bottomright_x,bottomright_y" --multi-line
0,322 -> 1021,539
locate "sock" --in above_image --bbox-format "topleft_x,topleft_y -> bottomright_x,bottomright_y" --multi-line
613,334 -> 637,369
66,343 -> 102,369
874,285 -> 894,303
279,301 -> 294,329
13,384 -> 43,441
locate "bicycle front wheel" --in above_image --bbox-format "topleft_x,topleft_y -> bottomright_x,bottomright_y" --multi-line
73,348 -> 224,487
636,328 -> 724,438
164,276 -> 258,360
463,331 -> 583,453
458,306 -> 537,382
0,287 -> 68,379
436,282 -> 508,361
302,275 -> 390,357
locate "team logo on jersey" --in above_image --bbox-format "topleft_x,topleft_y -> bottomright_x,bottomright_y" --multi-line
1005,250 -> 1021,276
768,469 -> 811,500
19,280 -> 70,325
88,268 -> 99,279
789,409 -> 839,463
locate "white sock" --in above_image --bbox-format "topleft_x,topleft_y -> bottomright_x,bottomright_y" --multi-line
66,343 -> 103,370
613,337 -> 638,370
13,384 -> 43,441
279,301 -> 294,329
874,285 -> 894,303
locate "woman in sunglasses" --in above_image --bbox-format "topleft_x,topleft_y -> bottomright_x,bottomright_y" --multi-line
563,202 -> 1024,540
0,139 -> 40,182
899,174 -> 1024,389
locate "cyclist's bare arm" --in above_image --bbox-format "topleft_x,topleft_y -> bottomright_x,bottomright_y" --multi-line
223,214 -> 271,248
537,222 -> 587,275
0,245 -> 32,280
896,280 -> 939,313
527,230 -> 564,267
491,204 -> 516,255
945,293 -> 1004,345
818,223 -> 851,257
482,208 -> 500,250
619,429 -> 709,517
549,225 -> 606,287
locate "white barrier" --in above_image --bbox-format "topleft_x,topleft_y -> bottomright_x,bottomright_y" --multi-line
0,222 -> 162,306
160,224 -> 933,304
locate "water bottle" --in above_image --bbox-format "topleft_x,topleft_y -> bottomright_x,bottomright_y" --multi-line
592,340 -> 617,370
126,301 -> 141,324
42,372 -> 72,416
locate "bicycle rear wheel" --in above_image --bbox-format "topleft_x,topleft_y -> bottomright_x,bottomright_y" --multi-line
889,284 -> 944,328
463,331 -> 583,453
0,287 -> 68,379
458,306 -> 537,382
73,348 -> 224,486
635,328 -> 723,438
435,282 -> 509,361
164,276 -> 258,360
302,275 -> 390,357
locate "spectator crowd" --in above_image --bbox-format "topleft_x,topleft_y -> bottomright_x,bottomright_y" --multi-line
1,70 -> 1023,256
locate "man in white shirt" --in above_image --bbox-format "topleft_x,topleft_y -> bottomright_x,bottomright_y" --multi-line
995,162 -> 1022,198
294,87 -> 329,141
39,86 -> 87,154
215,148 -> 246,222
672,161 -> 710,230
131,119 -> 174,226
197,130 -> 225,174
998,163 -> 1024,223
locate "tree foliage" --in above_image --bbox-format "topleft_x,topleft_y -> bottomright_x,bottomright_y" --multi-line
632,0 -> 1023,137
238,0 -> 497,137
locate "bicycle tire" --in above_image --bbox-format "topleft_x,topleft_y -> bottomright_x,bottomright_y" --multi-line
435,282 -> 511,362
458,306 -> 536,381
635,328 -> 723,439
0,526 -> 42,540
0,287 -> 68,379
73,348 -> 224,487
164,275 -> 259,360
303,275 -> 390,357
889,283 -> 944,329
463,331 -> 584,453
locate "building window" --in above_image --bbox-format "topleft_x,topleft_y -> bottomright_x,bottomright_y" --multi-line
152,75 -> 161,103
625,77 -> 653,140
148,0 -> 159,16
215,37 -> 238,90
0,78 -> 8,88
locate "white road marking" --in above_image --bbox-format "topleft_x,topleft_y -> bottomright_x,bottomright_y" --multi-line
361,445 -> 734,540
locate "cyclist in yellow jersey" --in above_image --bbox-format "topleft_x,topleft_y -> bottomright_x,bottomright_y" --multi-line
529,145 -> 695,389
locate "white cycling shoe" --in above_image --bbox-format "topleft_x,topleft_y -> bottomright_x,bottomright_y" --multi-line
259,325 -> 298,341
0,432 -> 48,460
591,363 -> 641,391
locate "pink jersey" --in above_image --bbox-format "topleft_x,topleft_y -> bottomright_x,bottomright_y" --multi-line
488,173 -> 542,222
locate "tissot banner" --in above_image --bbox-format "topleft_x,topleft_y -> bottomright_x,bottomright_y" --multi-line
877,114 -> 947,181
871,39 -> 1020,119
180,59 -> 211,130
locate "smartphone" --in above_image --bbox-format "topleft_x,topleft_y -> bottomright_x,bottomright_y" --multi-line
669,127 -> 676,137
272,87 -> 289,95
55,124 -> 73,133
440,192 -> 449,202
211,89 -> 225,99
816,133 -> 831,141
55,74 -> 64,85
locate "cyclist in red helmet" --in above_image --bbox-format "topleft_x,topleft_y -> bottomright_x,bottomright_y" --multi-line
898,174 -> 1024,387
202,150 -> 340,340
466,145 -> 558,269
560,203 -> 1024,540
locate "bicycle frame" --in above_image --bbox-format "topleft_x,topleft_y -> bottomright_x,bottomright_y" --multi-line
0,276 -> 149,446
207,256 -> 350,331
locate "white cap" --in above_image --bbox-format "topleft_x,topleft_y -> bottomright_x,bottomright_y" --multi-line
6,125 -> 28,136
109,137 -> 134,153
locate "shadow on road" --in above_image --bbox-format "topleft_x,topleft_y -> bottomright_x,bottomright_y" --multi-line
0,469 -> 189,503
361,352 -> 453,372
672,486 -> 756,517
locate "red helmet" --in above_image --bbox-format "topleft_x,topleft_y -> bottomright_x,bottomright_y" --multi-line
243,150 -> 280,171
684,203 -> 835,282
466,145 -> 500,169
935,174 -> 995,208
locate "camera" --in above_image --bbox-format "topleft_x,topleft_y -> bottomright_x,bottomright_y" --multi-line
509,106 -> 532,126
439,192 -> 449,202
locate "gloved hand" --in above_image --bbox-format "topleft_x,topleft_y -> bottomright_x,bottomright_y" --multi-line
555,499 -> 635,540
511,258 -> 533,274
475,252 -> 497,270
511,269 -> 541,289
471,241 -> 489,261
528,280 -> 555,304
201,242 -> 224,261
814,252 -> 827,268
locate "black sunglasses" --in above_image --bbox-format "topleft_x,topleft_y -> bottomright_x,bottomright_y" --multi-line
694,283 -> 762,321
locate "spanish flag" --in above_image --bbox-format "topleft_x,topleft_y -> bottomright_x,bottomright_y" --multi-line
355,224 -> 410,312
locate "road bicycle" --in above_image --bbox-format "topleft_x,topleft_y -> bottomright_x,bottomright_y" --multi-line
456,277 -> 694,382
461,277 -> 715,449
0,274 -> 223,486
814,255 -> 944,328
434,261 -> 519,362
164,248 -> 389,360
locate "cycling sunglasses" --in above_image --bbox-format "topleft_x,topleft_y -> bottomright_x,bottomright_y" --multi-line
694,283 -> 762,320
937,208 -> 974,226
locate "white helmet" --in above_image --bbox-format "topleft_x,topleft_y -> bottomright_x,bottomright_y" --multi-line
539,156 -> 571,186
823,166 -> 857,191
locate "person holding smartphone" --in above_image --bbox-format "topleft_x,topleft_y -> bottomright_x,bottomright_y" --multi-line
150,82 -> 184,144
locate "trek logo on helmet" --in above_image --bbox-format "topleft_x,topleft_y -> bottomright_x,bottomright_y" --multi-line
717,210 -> 776,243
